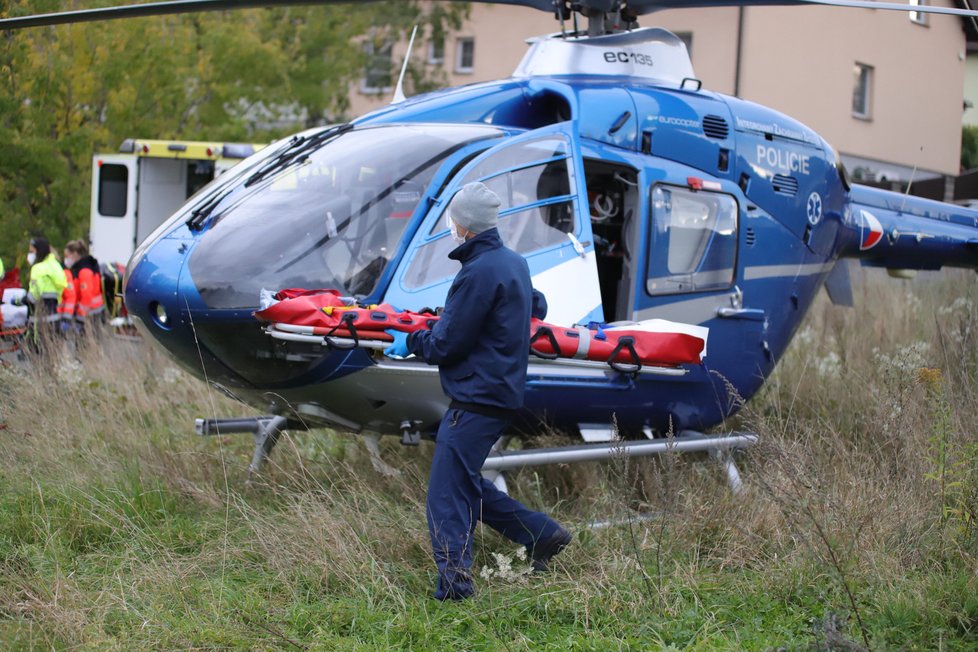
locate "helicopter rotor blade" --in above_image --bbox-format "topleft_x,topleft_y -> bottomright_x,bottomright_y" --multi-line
2,0 -> 977,31
793,0 -> 978,17
0,0 -> 556,31
631,0 -> 978,18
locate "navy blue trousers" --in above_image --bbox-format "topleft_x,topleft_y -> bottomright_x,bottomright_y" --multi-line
427,408 -> 560,600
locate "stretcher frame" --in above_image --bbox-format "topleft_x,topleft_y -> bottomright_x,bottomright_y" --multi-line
263,322 -> 690,377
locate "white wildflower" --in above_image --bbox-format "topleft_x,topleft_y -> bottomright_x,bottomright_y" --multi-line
816,351 -> 842,379
873,341 -> 931,375
56,358 -> 84,384
479,548 -> 533,584
796,326 -> 815,347
161,366 -> 182,385
903,292 -> 922,314
937,297 -> 974,317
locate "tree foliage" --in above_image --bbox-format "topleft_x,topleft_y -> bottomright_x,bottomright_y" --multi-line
0,0 -> 467,272
961,125 -> 978,172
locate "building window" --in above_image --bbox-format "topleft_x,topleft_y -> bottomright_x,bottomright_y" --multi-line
675,31 -> 693,58
427,38 -> 444,65
909,0 -> 929,26
852,62 -> 873,120
361,39 -> 393,94
455,37 -> 474,74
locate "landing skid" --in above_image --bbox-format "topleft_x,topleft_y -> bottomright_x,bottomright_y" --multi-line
196,415 -> 288,479
480,430 -> 756,495
195,416 -> 756,494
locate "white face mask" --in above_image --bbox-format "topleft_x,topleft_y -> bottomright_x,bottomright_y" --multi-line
26,252 -> 36,265
447,213 -> 466,245
64,256 -> 76,268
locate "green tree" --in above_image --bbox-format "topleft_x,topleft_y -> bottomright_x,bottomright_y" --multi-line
0,0 -> 467,274
961,125 -> 978,172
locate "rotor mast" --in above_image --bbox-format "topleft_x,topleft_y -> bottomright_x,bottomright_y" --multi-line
569,1 -> 639,36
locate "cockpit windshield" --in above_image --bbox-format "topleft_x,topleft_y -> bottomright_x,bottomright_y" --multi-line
188,124 -> 502,308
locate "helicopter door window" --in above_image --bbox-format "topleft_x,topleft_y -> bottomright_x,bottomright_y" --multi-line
459,138 -> 568,190
497,201 -> 575,254
478,159 -> 573,214
647,185 -> 738,295
426,137 -> 572,238
403,198 -> 577,291
406,136 -> 578,290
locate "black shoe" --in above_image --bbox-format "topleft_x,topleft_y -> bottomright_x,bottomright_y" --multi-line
528,527 -> 572,572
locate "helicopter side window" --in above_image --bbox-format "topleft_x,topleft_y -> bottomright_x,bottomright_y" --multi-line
646,185 -> 738,295
406,136 -> 577,290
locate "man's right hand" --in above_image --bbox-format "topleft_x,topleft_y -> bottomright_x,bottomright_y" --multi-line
383,329 -> 412,359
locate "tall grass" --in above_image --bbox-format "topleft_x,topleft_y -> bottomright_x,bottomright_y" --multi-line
1,269 -> 976,649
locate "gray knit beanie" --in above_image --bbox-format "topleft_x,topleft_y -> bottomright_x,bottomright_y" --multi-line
448,182 -> 501,234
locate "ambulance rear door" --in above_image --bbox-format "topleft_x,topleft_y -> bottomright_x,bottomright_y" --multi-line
90,154 -> 138,265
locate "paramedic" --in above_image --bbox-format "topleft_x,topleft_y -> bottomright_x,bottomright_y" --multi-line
62,240 -> 105,331
27,236 -> 67,340
384,182 -> 571,601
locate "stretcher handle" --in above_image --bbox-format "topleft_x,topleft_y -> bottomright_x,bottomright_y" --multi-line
607,336 -> 642,374
324,312 -> 359,350
528,325 -> 560,360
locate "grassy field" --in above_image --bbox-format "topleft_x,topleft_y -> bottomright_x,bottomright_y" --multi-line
1,269 -> 976,650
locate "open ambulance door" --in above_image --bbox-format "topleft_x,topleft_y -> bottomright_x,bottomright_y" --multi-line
388,121 -> 604,326
90,154 -> 138,265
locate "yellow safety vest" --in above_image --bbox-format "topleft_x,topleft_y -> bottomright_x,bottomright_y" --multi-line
28,253 -> 67,304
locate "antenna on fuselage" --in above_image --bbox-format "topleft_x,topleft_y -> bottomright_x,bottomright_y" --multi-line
391,25 -> 418,105
900,145 -> 924,213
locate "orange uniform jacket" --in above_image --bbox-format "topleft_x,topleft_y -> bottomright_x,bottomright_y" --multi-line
66,256 -> 105,321
58,269 -> 78,320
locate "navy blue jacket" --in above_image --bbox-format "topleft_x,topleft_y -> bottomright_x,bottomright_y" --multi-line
407,228 -> 532,411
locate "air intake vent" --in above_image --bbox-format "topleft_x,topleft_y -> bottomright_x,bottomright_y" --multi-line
772,174 -> 799,196
745,227 -> 756,246
702,115 -> 730,139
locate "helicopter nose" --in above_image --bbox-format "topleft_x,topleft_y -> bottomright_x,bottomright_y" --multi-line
125,237 -> 187,331
125,230 -> 361,393
123,234 -> 218,373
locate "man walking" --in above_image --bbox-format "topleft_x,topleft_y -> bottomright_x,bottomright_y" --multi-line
384,181 -> 571,601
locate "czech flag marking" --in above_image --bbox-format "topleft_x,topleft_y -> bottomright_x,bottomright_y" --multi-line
859,209 -> 883,251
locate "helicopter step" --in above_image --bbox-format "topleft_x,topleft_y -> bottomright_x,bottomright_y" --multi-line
196,415 -> 293,478
481,430 -> 756,494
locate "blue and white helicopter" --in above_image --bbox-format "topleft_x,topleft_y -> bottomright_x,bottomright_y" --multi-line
6,0 -> 978,484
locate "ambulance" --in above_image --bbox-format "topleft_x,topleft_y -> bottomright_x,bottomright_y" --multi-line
90,138 -> 266,265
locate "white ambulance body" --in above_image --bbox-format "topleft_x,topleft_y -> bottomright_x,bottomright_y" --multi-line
89,139 -> 265,265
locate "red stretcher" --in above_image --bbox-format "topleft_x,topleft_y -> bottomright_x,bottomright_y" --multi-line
255,288 -> 707,374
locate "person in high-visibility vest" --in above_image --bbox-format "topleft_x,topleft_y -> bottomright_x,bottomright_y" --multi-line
27,236 -> 67,342
62,240 -> 105,332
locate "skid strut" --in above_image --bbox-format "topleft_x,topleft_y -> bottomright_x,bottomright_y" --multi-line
481,430 -> 757,494
196,415 -> 288,477
480,436 -> 512,494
